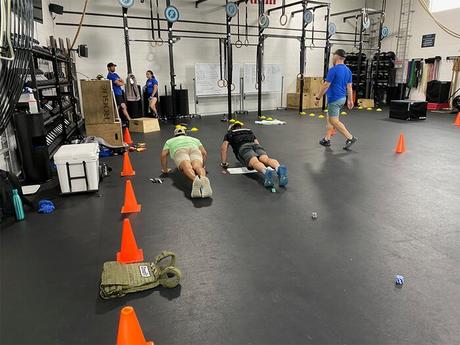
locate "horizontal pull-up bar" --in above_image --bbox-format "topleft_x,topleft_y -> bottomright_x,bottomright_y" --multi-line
291,4 -> 329,17
61,10 -> 360,36
327,7 -> 379,19
267,0 -> 304,15
57,21 -> 368,44
343,10 -> 384,22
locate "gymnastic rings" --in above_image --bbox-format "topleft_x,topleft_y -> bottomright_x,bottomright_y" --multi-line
217,79 -> 227,88
235,40 -> 243,48
279,14 -> 288,26
244,38 -> 249,47
259,14 -> 270,29
156,37 -> 164,46
230,83 -> 236,91
150,41 -> 157,48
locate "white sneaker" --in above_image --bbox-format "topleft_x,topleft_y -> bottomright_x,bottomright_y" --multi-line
200,176 -> 213,198
191,176 -> 202,198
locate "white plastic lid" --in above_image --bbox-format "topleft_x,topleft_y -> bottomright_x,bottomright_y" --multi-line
54,143 -> 100,164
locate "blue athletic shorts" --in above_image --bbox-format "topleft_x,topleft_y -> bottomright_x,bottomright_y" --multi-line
328,97 -> 346,117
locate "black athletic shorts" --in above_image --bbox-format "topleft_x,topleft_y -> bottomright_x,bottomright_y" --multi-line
115,94 -> 126,107
237,143 -> 267,167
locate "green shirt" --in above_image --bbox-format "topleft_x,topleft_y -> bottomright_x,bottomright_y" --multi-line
163,136 -> 203,158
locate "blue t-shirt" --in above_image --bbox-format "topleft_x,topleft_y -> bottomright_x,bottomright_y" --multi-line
145,77 -> 159,97
325,64 -> 352,103
107,72 -> 123,96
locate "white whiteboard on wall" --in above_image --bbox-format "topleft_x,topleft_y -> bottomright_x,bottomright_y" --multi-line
195,63 -> 241,96
244,64 -> 283,94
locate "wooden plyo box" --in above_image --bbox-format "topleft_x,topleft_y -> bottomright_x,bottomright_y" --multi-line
296,77 -> 323,94
287,93 -> 322,110
358,98 -> 375,108
129,118 -> 161,133
85,122 -> 123,146
80,80 -> 118,125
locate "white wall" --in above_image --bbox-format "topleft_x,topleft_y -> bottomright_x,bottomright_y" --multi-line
379,0 -> 460,100
48,0 -> 367,115
34,0 -> 58,46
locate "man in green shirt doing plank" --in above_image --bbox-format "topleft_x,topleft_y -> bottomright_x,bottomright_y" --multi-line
161,127 -> 212,199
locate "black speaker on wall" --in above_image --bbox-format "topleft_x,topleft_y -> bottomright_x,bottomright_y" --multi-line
426,80 -> 451,103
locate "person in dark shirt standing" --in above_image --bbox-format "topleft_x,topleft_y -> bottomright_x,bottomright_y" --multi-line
220,121 -> 288,188
314,49 -> 357,150
106,62 -> 131,122
144,70 -> 159,118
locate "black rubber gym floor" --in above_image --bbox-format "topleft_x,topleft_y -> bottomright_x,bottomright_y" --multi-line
1,109 -> 460,345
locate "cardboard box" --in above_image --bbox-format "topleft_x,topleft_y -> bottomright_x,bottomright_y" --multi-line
296,77 -> 323,94
85,122 -> 123,146
81,80 -> 118,125
287,93 -> 322,110
129,117 -> 161,133
358,98 -> 375,108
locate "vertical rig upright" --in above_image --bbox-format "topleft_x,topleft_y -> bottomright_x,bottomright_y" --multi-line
257,0 -> 265,118
226,0 -> 233,120
322,4 -> 331,111
298,0 -> 307,113
166,0 -> 177,123
122,7 -> 133,74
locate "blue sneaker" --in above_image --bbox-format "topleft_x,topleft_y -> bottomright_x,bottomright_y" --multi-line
263,169 -> 275,187
277,165 -> 288,187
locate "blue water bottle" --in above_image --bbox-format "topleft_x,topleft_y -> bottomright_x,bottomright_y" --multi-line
12,189 -> 25,221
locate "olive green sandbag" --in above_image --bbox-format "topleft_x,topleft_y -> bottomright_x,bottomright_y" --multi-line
100,251 -> 181,299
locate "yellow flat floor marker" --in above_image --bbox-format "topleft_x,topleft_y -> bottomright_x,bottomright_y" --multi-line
309,113 -> 315,117
341,111 -> 347,115
229,119 -> 236,123
266,117 -> 273,120
358,106 -> 363,110
259,116 -> 266,120
366,107 -> 373,111
318,114 -> 325,119
324,109 -> 328,113
299,112 -> 306,116
190,127 -> 199,132
376,108 -> 382,112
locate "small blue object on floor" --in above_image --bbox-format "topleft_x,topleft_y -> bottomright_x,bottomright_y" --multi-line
38,200 -> 55,214
395,275 -> 404,286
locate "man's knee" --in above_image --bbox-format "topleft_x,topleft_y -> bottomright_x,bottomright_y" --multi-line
120,103 -> 127,110
329,117 -> 340,126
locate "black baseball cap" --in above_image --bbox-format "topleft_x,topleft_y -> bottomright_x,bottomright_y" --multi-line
333,49 -> 346,58
107,62 -> 117,68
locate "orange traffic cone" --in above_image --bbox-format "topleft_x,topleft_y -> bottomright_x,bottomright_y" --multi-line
454,112 -> 460,126
121,152 -> 135,177
123,127 -> 133,145
395,133 -> 406,154
117,219 -> 144,263
117,306 -> 153,345
121,180 -> 141,214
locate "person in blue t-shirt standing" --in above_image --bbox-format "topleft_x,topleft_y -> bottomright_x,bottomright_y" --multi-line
143,70 -> 159,118
314,49 -> 357,150
106,62 -> 131,122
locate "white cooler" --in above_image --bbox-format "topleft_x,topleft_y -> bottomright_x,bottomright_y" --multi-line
54,143 -> 100,193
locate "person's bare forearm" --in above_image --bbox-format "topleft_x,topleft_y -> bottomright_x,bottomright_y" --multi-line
317,83 -> 330,99
160,152 -> 168,171
347,85 -> 353,99
221,145 -> 228,163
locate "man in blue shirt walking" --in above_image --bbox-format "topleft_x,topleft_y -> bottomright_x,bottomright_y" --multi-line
314,49 -> 357,150
106,62 -> 131,122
